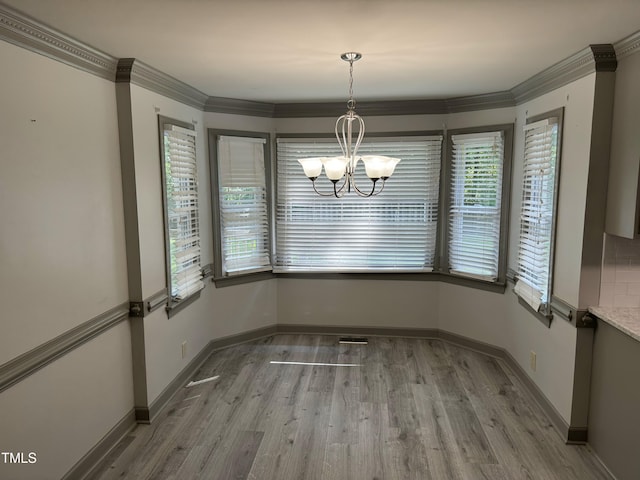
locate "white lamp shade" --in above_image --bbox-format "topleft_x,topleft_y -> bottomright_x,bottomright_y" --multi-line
298,157 -> 323,178
361,156 -> 401,179
381,156 -> 401,178
322,156 -> 349,181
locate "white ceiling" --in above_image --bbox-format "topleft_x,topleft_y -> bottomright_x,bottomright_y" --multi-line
5,0 -> 640,103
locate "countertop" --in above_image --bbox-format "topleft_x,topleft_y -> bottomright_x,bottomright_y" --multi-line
588,306 -> 640,342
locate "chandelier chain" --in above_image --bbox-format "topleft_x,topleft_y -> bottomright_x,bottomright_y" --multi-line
348,58 -> 355,110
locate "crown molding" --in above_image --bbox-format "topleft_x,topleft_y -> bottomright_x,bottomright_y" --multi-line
512,44 -> 617,104
446,91 -> 515,113
1,3 -> 627,117
204,96 -> 275,117
614,30 -> 640,60
274,98 -> 451,118
116,58 -> 208,109
0,3 -> 117,80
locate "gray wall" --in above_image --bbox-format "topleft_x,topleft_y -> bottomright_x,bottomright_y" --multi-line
588,321 -> 640,480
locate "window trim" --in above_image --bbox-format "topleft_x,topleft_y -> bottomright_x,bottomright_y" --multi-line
208,129 -> 273,286
515,108 -> 564,325
441,123 -> 514,285
158,115 -> 203,316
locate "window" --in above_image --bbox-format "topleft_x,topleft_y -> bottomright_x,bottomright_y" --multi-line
446,126 -> 512,282
515,110 -> 563,315
209,131 -> 272,279
275,135 -> 442,272
159,116 -> 203,312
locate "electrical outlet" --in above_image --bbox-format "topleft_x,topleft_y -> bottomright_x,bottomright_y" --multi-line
181,341 -> 187,359
530,351 -> 537,372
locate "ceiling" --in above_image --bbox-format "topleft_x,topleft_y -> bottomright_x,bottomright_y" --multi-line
4,0 -> 640,103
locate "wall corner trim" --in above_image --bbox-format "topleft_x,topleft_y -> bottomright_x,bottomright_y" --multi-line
0,3 -> 117,80
590,44 -> 617,72
512,44 -> 616,104
116,58 -> 208,110
0,302 -> 130,393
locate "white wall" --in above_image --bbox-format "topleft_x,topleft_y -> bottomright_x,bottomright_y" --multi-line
505,74 -> 596,421
128,90 -> 279,404
0,41 -> 128,363
0,42 -> 133,479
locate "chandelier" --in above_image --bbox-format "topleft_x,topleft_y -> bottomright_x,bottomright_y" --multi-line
298,52 -> 401,197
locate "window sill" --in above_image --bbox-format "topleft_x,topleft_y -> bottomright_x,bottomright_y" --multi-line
274,270 -> 506,293
166,291 -> 201,318
513,291 -> 553,328
213,271 -> 275,287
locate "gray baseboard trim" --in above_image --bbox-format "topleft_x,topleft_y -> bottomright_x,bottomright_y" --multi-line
277,323 -> 439,339
0,302 -> 129,393
62,408 -> 136,480
209,324 -> 279,351
135,324 -> 279,423
437,330 -> 506,359
566,427 -> 589,444
501,348 -> 575,443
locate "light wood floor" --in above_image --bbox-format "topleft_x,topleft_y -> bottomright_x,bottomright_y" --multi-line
90,335 -> 611,480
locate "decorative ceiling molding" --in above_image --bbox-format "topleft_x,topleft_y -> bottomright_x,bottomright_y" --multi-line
512,44 -> 617,104
204,96 -> 275,117
0,3 -> 117,80
614,30 -> 640,60
446,91 -> 515,113
116,58 -> 208,110
1,4 -> 630,117
274,99 -> 450,118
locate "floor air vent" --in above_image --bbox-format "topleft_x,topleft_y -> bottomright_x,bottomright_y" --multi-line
339,337 -> 368,344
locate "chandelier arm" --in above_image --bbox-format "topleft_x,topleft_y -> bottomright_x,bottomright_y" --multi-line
335,115 -> 348,157
351,177 -> 379,197
311,179 -> 344,197
311,174 -> 349,197
353,114 -> 365,160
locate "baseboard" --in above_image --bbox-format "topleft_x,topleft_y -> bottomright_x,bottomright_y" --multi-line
566,427 -> 589,444
62,408 -> 136,480
135,324 -> 278,423
277,323 -> 439,339
501,349 -> 574,442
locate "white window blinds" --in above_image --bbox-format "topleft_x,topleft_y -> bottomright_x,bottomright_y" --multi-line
217,135 -> 271,276
516,118 -> 560,311
448,131 -> 505,280
162,124 -> 203,300
275,136 -> 442,271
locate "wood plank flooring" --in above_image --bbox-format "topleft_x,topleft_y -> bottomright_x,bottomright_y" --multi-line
89,335 -> 612,480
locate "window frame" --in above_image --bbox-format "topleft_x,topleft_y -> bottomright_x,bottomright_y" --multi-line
442,124 -> 514,286
514,108 -> 564,324
208,129 -> 274,286
158,115 -> 203,317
